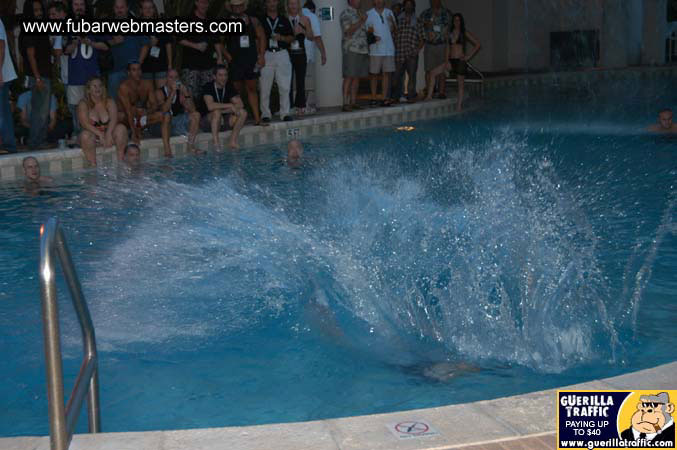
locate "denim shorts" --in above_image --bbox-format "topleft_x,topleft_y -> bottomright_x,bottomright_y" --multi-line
148,112 -> 191,138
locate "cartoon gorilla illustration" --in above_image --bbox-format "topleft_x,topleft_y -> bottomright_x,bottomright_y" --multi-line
620,392 -> 675,443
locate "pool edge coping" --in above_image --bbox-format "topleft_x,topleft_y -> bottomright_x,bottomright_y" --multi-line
1,360 -> 674,450
0,98 -> 458,183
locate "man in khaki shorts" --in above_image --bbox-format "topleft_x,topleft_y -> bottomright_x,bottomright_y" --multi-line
366,0 -> 397,106
340,0 -> 369,111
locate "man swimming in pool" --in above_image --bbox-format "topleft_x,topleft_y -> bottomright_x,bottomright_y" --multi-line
117,62 -> 164,144
648,108 -> 677,134
287,139 -> 303,167
22,156 -> 52,185
22,156 -> 53,195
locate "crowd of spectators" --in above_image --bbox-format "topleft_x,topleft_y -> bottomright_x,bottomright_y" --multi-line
0,0 -> 482,164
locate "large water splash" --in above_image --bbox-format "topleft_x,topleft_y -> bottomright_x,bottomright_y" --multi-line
79,131 -> 657,373
307,132 -> 621,373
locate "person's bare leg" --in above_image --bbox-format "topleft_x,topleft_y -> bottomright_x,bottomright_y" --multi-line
188,111 -> 201,152
209,112 -> 221,148
350,78 -> 359,106
382,72 -> 390,103
113,124 -> 128,161
342,78 -> 351,106
456,75 -> 464,112
161,113 -> 172,157
228,110 -> 248,149
426,65 -> 445,100
79,130 -> 97,166
117,108 -> 127,125
146,111 -> 164,127
245,79 -> 261,124
438,73 -> 446,98
425,71 -> 433,100
370,74 -> 378,101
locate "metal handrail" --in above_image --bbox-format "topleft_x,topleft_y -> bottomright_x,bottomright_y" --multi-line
39,217 -> 101,450
447,61 -> 485,96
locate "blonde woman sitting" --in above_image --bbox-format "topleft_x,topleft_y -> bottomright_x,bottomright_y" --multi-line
77,77 -> 128,166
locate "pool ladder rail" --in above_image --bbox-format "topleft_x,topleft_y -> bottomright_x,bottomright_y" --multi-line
39,217 -> 101,450
447,61 -> 485,97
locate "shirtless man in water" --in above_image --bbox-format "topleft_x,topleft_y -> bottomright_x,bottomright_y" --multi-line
648,108 -> 677,134
287,139 -> 303,167
117,61 -> 164,144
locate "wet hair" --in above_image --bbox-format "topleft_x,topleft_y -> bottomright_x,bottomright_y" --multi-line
22,156 -> 39,168
659,108 -> 673,116
124,143 -> 140,155
127,60 -> 141,71
213,64 -> 228,75
451,13 -> 466,47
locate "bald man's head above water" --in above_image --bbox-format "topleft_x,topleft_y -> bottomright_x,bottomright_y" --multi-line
287,140 -> 304,161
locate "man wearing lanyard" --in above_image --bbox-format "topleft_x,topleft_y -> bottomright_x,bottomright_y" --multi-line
366,0 -> 397,106
259,0 -> 295,123
200,65 -> 247,149
420,0 -> 451,99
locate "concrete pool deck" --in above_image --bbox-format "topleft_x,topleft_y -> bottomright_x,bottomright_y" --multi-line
2,361 -> 674,449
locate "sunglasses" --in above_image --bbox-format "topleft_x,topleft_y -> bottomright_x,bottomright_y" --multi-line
641,402 -> 664,408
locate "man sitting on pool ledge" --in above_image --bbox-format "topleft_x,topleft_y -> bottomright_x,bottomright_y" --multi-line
117,61 -> 164,145
648,108 -> 677,134
200,65 -> 248,150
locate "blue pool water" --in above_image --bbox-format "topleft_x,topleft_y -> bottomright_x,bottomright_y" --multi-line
0,78 -> 675,437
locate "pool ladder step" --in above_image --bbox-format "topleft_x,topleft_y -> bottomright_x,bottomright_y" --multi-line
39,217 -> 101,450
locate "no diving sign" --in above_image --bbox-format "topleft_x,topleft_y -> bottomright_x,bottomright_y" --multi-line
387,420 -> 440,440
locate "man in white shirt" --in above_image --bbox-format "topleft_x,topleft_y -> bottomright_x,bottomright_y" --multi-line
0,19 -> 17,153
366,0 -> 396,106
302,1 -> 326,114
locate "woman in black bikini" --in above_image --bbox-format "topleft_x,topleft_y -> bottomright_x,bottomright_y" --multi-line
446,13 -> 480,112
77,77 -> 128,166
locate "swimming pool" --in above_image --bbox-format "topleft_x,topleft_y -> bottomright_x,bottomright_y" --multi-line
0,77 -> 675,437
